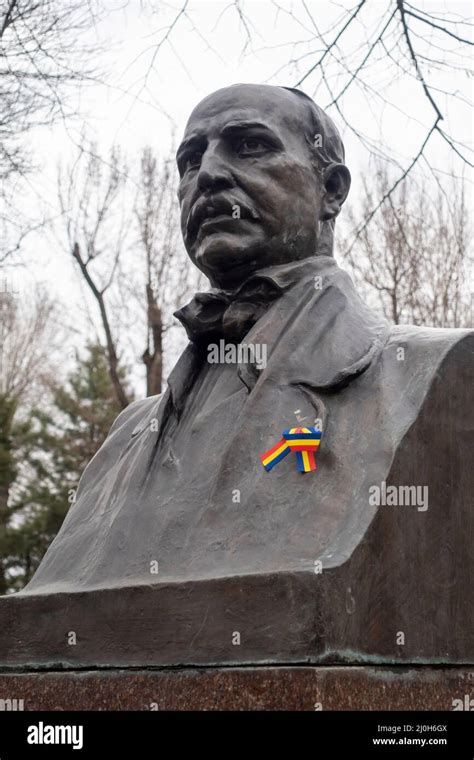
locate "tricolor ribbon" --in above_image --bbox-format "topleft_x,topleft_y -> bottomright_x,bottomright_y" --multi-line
260,427 -> 322,474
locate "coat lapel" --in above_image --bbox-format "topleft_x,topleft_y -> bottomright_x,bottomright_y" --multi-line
237,257 -> 389,394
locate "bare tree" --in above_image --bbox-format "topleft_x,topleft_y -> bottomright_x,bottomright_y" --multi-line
58,143 -> 200,401
136,1 -> 472,236
131,146 -> 202,395
57,144 -> 131,410
341,162 -> 472,327
0,285 -> 58,400
0,0 -> 103,261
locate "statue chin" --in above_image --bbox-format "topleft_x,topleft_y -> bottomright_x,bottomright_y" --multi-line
193,231 -> 265,285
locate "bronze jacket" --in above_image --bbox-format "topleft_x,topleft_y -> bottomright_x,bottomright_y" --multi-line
24,255 -> 473,639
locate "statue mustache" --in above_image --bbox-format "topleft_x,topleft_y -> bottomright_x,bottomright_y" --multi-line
186,194 -> 260,241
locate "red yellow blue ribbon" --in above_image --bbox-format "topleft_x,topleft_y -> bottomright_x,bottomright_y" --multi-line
260,427 -> 322,473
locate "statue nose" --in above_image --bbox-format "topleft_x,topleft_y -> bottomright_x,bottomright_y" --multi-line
197,145 -> 233,192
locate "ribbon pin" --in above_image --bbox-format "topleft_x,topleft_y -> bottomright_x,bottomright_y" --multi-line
260,426 -> 322,474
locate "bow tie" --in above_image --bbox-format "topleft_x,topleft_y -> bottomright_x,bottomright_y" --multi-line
174,279 -> 281,344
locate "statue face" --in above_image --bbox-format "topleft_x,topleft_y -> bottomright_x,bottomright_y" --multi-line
176,84 -> 327,288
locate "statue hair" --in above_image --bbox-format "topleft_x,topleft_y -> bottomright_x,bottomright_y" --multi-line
281,87 -> 347,257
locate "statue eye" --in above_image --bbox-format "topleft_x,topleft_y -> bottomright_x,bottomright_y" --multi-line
184,150 -> 202,171
235,137 -> 269,156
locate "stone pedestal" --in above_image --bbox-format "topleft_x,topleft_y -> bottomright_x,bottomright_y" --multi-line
0,666 -> 472,711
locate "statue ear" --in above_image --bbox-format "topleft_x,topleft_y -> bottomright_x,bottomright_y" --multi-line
320,163 -> 351,221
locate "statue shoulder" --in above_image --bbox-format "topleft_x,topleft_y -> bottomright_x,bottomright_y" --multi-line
378,324 -> 473,423
107,394 -> 162,440
384,323 -> 473,367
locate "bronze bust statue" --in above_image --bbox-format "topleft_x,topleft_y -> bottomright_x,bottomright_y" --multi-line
2,84 -> 473,669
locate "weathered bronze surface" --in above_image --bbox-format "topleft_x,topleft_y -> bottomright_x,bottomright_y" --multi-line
0,84 -> 472,671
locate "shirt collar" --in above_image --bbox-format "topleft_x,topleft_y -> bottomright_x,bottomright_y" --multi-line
218,255 -> 338,299
164,253 -> 388,426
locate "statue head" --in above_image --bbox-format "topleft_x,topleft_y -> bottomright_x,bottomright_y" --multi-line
177,83 -> 350,288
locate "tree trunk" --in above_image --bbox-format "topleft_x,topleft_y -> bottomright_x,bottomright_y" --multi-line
142,283 -> 162,396
72,242 -> 130,410
0,393 -> 17,595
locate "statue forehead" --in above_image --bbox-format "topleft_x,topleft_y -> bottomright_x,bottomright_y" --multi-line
183,84 -> 310,138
